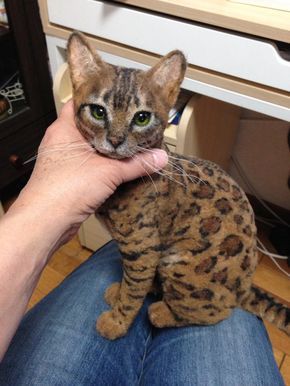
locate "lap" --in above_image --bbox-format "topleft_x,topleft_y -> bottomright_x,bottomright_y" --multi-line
0,241 -> 284,386
142,309 -> 283,386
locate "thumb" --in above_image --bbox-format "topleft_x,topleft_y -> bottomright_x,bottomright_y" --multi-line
118,149 -> 168,183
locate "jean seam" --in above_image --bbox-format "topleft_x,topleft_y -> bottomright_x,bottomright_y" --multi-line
137,329 -> 152,386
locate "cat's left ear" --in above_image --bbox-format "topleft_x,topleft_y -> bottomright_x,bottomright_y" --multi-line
67,31 -> 105,90
146,50 -> 187,106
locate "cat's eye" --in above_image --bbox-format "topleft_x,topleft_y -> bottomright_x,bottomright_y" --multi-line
133,111 -> 151,127
90,104 -> 106,120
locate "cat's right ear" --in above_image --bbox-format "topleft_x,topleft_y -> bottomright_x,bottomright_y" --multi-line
67,32 -> 104,90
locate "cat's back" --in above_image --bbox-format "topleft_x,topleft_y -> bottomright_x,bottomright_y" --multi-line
161,153 -> 256,244
157,153 -> 258,324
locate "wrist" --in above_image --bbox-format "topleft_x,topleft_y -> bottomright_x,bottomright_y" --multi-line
5,197 -> 75,265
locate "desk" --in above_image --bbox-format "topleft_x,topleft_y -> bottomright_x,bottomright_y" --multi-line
115,0 -> 290,43
39,0 -> 290,121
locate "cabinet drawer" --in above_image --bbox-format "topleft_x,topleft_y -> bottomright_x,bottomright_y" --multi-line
0,123 -> 45,189
47,0 -> 290,92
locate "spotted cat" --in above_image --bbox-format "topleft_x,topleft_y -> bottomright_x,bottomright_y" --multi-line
67,32 -> 289,340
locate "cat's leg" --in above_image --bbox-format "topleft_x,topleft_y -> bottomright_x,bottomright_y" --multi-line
149,299 -> 233,328
149,301 -> 189,327
149,250 -> 234,328
97,256 -> 159,340
104,282 -> 121,307
105,280 -> 160,307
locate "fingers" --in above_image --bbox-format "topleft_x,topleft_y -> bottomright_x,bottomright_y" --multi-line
118,149 -> 168,183
41,100 -> 84,147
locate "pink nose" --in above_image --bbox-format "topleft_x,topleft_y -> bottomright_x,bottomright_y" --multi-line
107,136 -> 125,148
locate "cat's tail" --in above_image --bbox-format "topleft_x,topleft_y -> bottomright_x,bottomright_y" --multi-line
239,285 -> 289,335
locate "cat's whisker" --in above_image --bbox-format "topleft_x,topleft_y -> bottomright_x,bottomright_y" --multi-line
76,150 -> 94,169
166,159 -> 206,185
38,143 -> 91,154
59,148 -> 95,163
135,146 -> 187,187
156,169 -> 187,188
167,154 -> 205,176
130,152 -> 159,194
166,159 -> 193,182
24,144 -> 93,165
135,153 -> 187,188
23,155 -> 39,165
39,140 -> 87,150
135,145 -> 205,186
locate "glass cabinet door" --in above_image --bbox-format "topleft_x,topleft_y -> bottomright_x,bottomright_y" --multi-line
0,1 -> 28,123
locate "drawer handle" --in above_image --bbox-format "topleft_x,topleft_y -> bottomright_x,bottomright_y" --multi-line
9,154 -> 23,169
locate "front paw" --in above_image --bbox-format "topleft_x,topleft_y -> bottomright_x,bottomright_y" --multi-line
96,310 -> 128,340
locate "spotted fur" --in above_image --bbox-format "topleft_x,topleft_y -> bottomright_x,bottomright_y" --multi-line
68,32 -> 290,340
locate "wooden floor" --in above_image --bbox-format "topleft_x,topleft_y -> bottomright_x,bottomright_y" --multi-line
28,234 -> 290,384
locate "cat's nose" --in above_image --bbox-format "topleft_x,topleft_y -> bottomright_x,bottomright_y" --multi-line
107,136 -> 125,148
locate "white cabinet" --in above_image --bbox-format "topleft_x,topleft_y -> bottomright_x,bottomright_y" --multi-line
47,0 -> 290,92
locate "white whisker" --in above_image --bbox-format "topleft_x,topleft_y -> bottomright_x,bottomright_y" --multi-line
130,152 -> 159,194
59,148 -> 94,163
77,151 -> 94,169
135,145 -> 205,186
167,153 -> 205,176
24,143 -> 93,165
135,152 -> 187,188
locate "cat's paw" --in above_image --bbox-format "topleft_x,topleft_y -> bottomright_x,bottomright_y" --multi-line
148,301 -> 178,328
96,310 -> 128,340
104,282 -> 121,307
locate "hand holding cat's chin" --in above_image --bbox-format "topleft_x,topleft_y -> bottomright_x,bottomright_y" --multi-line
6,101 -> 168,250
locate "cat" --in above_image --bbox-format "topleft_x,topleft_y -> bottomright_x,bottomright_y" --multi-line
67,32 -> 289,340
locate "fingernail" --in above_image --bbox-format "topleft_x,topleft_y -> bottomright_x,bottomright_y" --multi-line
151,149 -> 168,169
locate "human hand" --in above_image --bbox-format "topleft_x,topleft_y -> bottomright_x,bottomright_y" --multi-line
9,101 -> 168,247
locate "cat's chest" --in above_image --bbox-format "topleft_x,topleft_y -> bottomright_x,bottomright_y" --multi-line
98,174 -> 169,234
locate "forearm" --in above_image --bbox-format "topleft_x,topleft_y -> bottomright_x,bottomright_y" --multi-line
0,101 -> 168,360
0,202 -> 72,360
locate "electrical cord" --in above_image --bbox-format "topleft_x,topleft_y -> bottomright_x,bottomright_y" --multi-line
231,156 -> 290,228
231,156 -> 290,277
257,238 -> 290,278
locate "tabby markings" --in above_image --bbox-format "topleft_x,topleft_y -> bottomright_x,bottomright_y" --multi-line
219,235 -> 243,257
191,289 -> 214,301
215,198 -> 232,215
195,256 -> 217,274
192,182 -> 215,199
199,217 -> 221,237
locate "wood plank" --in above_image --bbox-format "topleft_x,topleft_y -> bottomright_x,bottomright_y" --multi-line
58,236 -> 84,258
114,0 -> 290,43
265,321 -> 290,356
48,251 -> 84,277
27,288 -> 46,310
36,265 -> 65,297
273,348 -> 285,369
253,255 -> 290,304
281,355 -> 290,386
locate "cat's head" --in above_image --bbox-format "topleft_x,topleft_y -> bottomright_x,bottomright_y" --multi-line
67,32 -> 186,159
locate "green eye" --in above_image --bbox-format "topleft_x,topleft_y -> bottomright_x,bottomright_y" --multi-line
90,104 -> 106,120
134,111 -> 151,127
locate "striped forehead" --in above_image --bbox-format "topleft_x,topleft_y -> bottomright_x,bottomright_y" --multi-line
102,67 -> 142,111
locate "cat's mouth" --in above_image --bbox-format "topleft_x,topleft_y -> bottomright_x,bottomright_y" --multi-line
92,144 -> 135,160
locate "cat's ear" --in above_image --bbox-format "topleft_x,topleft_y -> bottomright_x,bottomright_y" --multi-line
146,50 -> 187,106
67,32 -> 105,90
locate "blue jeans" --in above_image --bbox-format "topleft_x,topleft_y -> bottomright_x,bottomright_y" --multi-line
0,241 -> 284,386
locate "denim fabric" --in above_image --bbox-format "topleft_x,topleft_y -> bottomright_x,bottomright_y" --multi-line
0,241 -> 284,386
